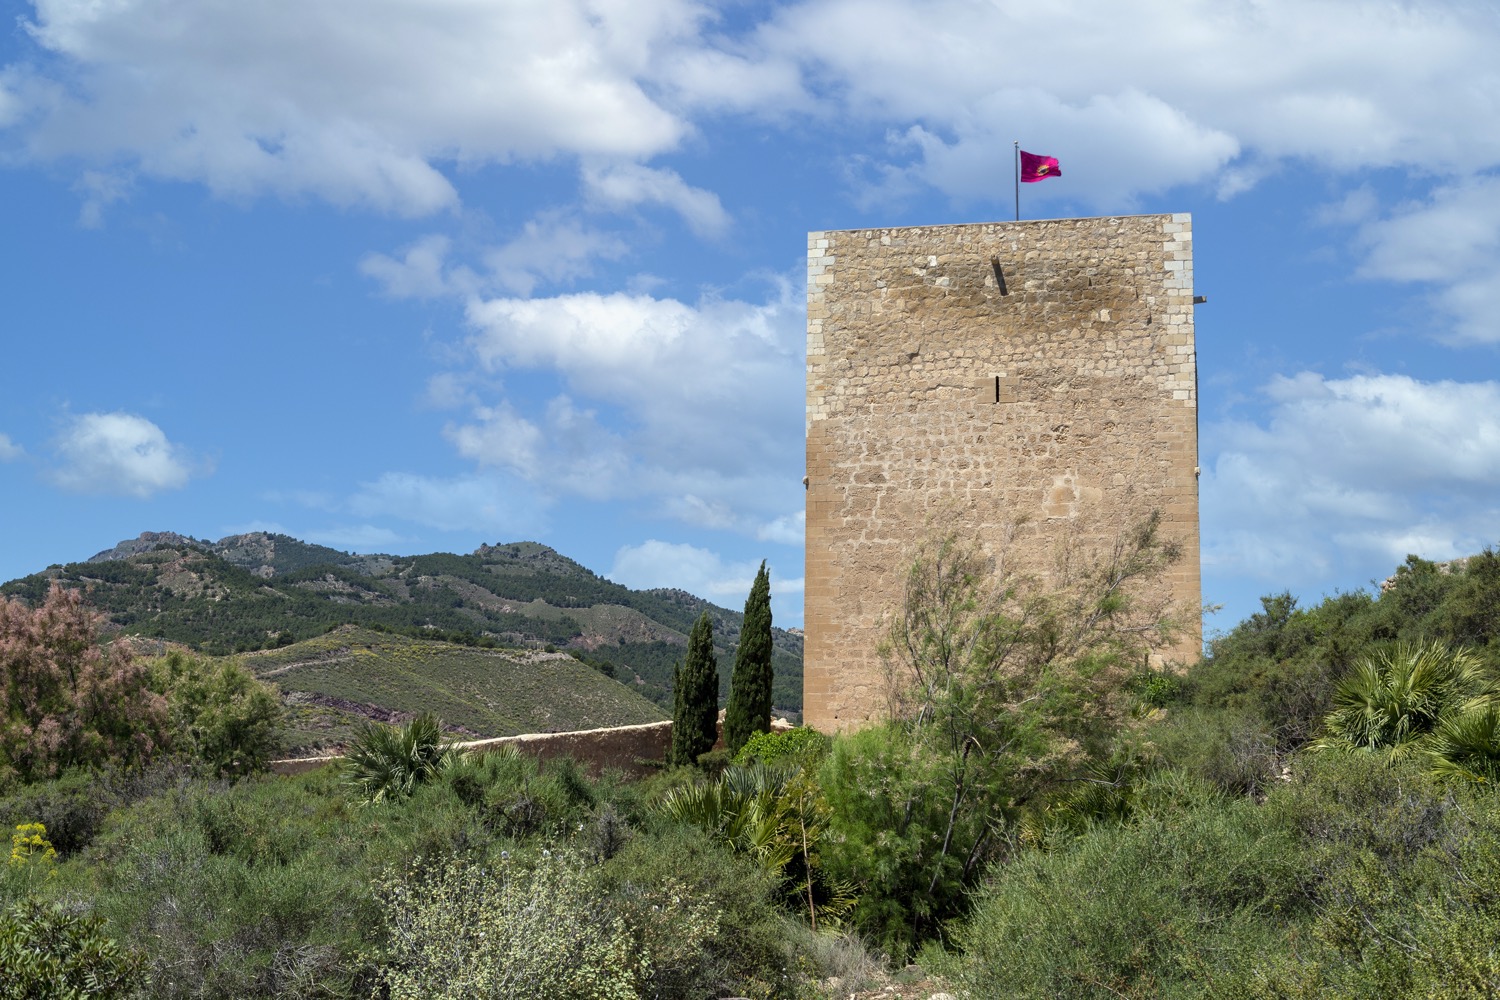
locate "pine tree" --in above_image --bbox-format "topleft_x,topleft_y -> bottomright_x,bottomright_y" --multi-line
724,561 -> 773,756
670,612 -> 719,767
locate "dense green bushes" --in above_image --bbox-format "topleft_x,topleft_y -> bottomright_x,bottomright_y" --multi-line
4,544 -> 1500,995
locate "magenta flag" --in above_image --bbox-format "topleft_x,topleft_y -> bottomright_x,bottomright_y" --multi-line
1020,150 -> 1061,183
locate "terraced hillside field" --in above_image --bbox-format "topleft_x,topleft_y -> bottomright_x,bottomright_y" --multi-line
235,626 -> 667,755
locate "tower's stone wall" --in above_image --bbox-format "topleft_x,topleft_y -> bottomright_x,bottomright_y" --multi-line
804,214 -> 1201,730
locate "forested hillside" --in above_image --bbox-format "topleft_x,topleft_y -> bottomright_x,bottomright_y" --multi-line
1,531 -> 803,716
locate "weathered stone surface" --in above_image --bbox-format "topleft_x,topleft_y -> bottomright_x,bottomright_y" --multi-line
805,214 -> 1202,730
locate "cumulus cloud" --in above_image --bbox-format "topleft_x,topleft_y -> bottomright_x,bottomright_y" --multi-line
447,284 -> 806,531
9,0 -> 1500,217
608,539 -> 803,614
581,162 -> 731,238
1202,372 -> 1500,586
757,0 -> 1500,203
0,433 -> 22,461
6,0 -> 701,214
482,214 -> 632,295
360,235 -> 468,299
48,412 -> 199,497
756,510 -> 805,546
363,215 -> 631,300
1354,175 -> 1500,344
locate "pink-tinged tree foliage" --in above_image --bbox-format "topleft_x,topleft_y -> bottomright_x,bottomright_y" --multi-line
0,583 -> 168,783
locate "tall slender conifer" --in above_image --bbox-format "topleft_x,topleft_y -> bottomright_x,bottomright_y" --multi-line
724,561 -> 773,755
670,612 -> 719,767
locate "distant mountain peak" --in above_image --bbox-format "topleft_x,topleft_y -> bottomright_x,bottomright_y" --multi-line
88,531 -> 208,563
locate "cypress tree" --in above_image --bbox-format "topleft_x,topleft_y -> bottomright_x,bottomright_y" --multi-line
724,561 -> 773,756
669,612 -> 719,767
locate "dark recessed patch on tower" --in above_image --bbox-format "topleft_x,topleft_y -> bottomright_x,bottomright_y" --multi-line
990,256 -> 1009,296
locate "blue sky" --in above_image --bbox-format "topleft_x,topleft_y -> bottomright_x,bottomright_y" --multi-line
3,0 -> 1499,635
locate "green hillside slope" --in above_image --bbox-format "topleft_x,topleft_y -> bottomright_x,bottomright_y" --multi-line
234,626 -> 667,755
2,530 -> 804,718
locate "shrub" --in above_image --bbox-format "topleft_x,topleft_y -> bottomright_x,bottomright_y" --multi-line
0,900 -> 145,998
0,584 -> 169,784
373,848 -> 644,1000
603,824 -> 799,997
949,775 -> 1306,999
343,712 -> 456,803
733,727 -> 831,768
147,650 -> 285,777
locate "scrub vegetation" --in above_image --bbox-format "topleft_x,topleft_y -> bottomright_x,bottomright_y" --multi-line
5,537 -> 1500,997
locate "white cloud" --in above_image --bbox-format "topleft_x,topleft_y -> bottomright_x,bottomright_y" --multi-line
450,283 -> 805,530
581,162 -> 731,238
756,510 -> 805,546
1202,372 -> 1500,584
445,397 -> 633,502
1355,176 -> 1500,344
885,89 -> 1239,210
363,215 -> 631,300
360,235 -> 467,299
0,433 -> 22,461
757,0 -> 1500,203
482,213 -> 632,295
608,539 -> 803,614
48,412 -> 198,497
73,169 -> 131,228
10,0 -> 1500,218
7,0 -> 701,214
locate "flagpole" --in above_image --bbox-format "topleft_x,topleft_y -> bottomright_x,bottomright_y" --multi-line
1014,140 -> 1020,222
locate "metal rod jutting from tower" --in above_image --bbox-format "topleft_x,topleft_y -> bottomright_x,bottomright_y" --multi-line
1014,140 -> 1020,222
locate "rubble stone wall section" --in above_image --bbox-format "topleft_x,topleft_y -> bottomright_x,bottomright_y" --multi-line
268,715 -> 794,778
805,214 -> 1201,730
270,721 -> 673,778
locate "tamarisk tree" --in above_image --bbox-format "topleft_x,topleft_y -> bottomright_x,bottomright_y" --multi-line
670,613 -> 719,767
0,583 -> 169,783
724,561 -> 773,756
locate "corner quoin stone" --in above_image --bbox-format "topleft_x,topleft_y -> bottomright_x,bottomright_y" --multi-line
804,214 -> 1202,731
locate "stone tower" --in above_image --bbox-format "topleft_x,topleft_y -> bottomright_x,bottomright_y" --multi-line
804,214 -> 1201,730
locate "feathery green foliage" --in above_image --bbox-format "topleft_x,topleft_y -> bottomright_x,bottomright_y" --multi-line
0,900 -> 145,998
670,613 -> 719,767
723,561 -> 773,755
657,762 -> 854,929
829,513 -> 1180,957
146,650 -> 284,777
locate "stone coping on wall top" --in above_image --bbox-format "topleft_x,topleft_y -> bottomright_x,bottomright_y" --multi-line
268,719 -> 674,775
811,212 -> 1188,236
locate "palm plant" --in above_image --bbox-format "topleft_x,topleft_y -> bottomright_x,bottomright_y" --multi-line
656,762 -> 856,927
1312,642 -> 1496,766
1427,704 -> 1500,784
343,712 -> 458,803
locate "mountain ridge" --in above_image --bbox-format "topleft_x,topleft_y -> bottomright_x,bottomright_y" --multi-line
7,530 -> 803,715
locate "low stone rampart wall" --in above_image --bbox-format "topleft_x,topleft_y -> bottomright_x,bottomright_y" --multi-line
270,720 -> 673,778
269,714 -> 795,779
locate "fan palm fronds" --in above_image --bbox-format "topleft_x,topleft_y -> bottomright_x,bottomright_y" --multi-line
1312,642 -> 1496,768
343,712 -> 457,803
1428,704 -> 1500,785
